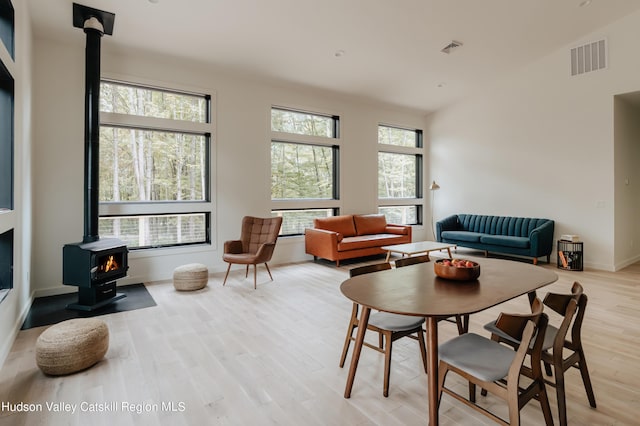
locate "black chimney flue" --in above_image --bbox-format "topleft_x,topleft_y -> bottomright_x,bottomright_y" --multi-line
83,19 -> 102,242
72,3 -> 115,242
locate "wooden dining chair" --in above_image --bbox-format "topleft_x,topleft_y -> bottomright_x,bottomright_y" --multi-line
437,298 -> 554,425
393,255 -> 468,334
483,282 -> 596,426
392,253 -> 432,268
339,262 -> 428,397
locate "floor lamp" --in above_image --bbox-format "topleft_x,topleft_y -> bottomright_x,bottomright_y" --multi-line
430,181 -> 440,240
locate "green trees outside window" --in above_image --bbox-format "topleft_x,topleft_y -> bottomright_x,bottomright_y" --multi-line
377,125 -> 423,225
271,107 -> 339,236
99,80 -> 212,249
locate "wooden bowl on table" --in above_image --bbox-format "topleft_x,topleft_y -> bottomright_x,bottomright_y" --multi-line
434,258 -> 480,281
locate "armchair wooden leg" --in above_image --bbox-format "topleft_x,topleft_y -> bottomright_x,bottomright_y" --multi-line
253,264 -> 257,290
222,263 -> 232,286
265,262 -> 273,281
245,265 -> 249,278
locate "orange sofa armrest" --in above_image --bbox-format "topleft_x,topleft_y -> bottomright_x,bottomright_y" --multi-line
385,224 -> 412,238
305,228 -> 342,259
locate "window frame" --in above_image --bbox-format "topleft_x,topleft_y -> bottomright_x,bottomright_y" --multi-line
0,0 -> 14,301
377,124 -> 424,225
270,106 -> 341,237
98,77 -> 215,250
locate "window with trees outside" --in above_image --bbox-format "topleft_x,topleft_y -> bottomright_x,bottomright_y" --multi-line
98,80 -> 213,249
271,107 -> 340,236
378,125 -> 423,225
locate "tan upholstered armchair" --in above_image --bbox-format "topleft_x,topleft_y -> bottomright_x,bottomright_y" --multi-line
222,216 -> 283,289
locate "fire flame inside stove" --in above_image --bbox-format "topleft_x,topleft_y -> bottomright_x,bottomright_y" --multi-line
103,255 -> 119,273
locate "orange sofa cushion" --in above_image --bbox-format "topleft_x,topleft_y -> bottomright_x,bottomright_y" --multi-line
314,215 -> 357,237
353,214 -> 387,235
337,234 -> 406,252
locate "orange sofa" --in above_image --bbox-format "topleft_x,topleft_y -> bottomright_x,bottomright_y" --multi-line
304,214 -> 412,266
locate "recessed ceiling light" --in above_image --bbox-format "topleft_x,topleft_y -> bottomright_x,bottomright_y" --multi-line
579,0 -> 592,7
437,83 -> 446,88
334,50 -> 345,58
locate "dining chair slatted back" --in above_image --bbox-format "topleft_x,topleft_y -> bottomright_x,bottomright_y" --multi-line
393,254 -> 431,268
349,262 -> 392,277
340,262 -> 428,397
438,298 -> 554,425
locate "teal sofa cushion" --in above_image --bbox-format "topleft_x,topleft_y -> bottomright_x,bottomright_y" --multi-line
480,235 -> 530,249
441,231 -> 481,243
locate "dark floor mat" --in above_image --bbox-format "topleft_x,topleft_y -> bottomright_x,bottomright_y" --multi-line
21,283 -> 156,329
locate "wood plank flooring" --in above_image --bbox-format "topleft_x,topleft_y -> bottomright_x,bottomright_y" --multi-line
1,252 -> 639,425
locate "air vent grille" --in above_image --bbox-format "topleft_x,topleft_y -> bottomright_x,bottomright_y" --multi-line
570,39 -> 607,76
441,40 -> 463,54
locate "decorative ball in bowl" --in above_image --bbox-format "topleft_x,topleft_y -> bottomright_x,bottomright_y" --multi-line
434,259 -> 481,281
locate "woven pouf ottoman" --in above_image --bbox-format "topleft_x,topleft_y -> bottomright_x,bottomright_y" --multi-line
173,263 -> 209,291
35,318 -> 109,376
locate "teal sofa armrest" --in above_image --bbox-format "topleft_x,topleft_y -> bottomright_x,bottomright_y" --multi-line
436,215 -> 459,242
529,220 -> 555,257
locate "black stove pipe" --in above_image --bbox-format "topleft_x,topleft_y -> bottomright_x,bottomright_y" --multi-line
73,3 -> 115,243
83,22 -> 103,243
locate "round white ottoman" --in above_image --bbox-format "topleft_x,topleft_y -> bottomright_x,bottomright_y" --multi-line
173,263 -> 208,291
35,318 -> 109,376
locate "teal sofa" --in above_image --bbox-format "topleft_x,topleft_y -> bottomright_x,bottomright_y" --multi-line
436,214 -> 554,264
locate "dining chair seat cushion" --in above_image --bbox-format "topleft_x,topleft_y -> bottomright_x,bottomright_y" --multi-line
439,333 -> 516,382
484,320 -> 557,351
369,312 -> 425,332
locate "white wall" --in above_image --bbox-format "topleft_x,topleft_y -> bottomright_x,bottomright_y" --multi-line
613,95 -> 640,269
31,38 -> 429,295
0,0 -> 33,366
427,9 -> 640,271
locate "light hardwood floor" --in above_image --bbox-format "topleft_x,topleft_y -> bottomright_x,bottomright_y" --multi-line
1,251 -> 639,425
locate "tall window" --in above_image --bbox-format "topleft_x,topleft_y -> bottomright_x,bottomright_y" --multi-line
378,125 -> 423,225
99,80 -> 213,249
271,107 -> 340,236
0,0 -> 14,300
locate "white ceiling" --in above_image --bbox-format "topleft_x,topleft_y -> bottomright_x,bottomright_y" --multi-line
26,0 -> 640,113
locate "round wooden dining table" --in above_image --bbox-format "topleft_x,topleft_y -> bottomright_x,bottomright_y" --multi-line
340,257 -> 558,425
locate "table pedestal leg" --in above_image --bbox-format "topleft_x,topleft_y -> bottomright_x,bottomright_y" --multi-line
427,316 -> 439,425
344,306 -> 370,398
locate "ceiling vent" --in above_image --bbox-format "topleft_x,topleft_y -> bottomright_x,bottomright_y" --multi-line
441,40 -> 463,54
570,39 -> 607,76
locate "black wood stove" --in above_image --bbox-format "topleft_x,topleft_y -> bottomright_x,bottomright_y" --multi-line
63,4 -> 128,311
